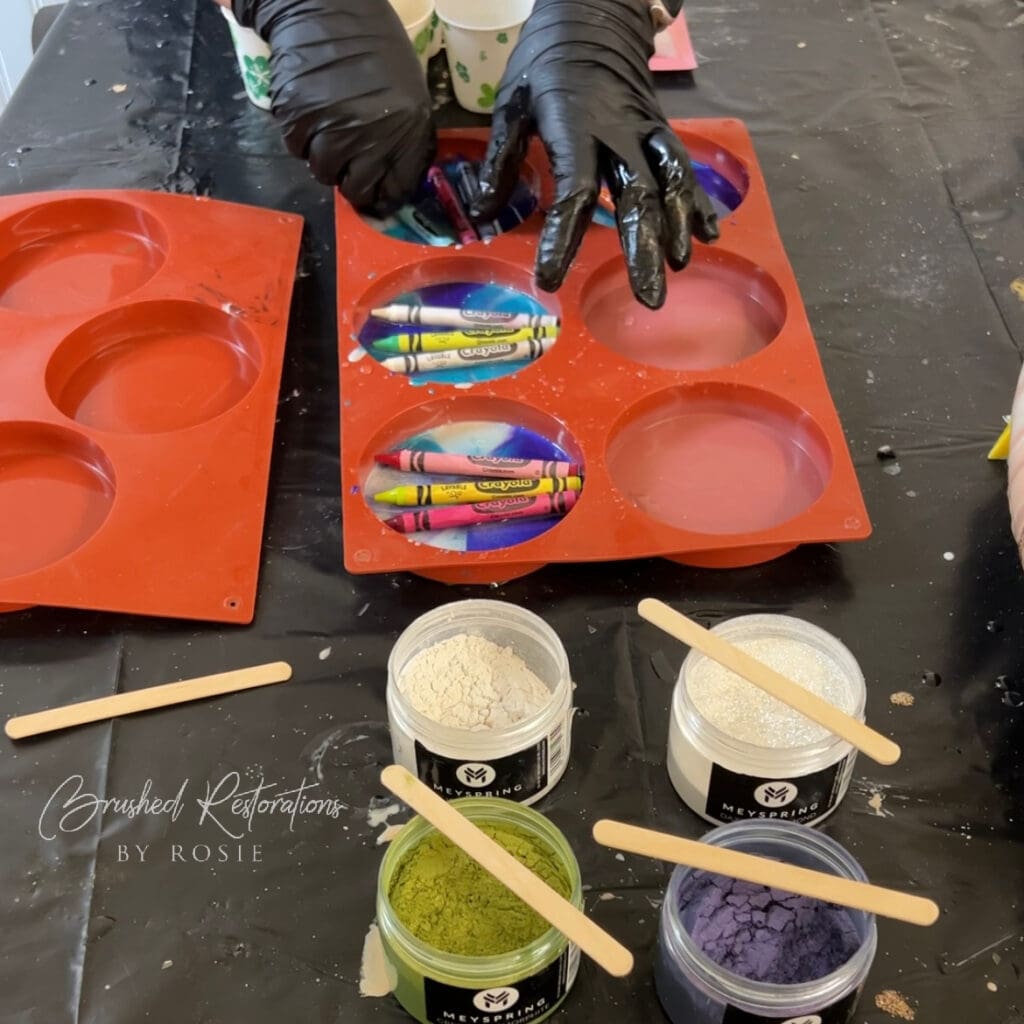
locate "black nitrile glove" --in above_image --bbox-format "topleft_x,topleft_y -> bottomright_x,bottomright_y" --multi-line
472,0 -> 719,309
233,0 -> 436,216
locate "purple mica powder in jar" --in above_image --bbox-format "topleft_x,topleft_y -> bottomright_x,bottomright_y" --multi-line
685,875 -> 861,985
655,822 -> 876,1024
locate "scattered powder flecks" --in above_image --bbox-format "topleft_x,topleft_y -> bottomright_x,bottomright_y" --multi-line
987,981 -> 998,992
890,691 -> 915,707
359,924 -> 394,997
161,960 -> 173,970
376,823 -> 405,846
318,646 -> 332,661
599,892 -> 618,901
875,990 -> 916,1020
867,790 -> 892,818
367,802 -> 400,830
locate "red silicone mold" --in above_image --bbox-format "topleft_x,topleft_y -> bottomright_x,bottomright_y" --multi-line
335,120 -> 871,584
0,190 -> 302,621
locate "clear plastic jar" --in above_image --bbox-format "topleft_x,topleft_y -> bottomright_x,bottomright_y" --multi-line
388,600 -> 573,804
377,797 -> 583,1024
655,821 -> 877,1024
667,615 -> 865,826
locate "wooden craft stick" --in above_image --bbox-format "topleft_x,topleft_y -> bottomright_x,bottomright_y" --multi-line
380,765 -> 635,978
5,662 -> 293,739
593,820 -> 939,927
638,599 -> 901,766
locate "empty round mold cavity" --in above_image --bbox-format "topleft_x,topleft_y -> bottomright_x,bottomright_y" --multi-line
359,137 -> 540,247
354,257 -> 560,387
46,300 -> 262,434
0,423 -> 116,579
359,396 -> 582,553
0,198 -> 168,315
580,249 -> 785,371
606,385 -> 832,535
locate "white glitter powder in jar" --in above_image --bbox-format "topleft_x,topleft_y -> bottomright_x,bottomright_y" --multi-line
686,636 -> 858,748
666,615 -> 866,827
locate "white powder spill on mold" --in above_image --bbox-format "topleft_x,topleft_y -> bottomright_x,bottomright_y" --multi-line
359,924 -> 395,997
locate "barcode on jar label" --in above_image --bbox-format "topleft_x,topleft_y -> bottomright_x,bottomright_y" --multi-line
414,738 -> 549,800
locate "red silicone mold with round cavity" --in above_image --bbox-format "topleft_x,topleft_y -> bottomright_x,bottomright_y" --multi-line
336,119 -> 871,583
0,191 -> 303,621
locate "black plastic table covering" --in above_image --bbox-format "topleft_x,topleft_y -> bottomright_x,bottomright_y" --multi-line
1,1 -> 1022,1022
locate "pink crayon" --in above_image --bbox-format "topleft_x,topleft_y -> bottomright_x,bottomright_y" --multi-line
385,490 -> 578,534
375,450 -> 582,479
427,166 -> 478,245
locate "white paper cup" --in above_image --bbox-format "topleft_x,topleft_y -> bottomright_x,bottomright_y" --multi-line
219,7 -> 272,110
427,9 -> 443,59
436,0 -> 534,114
389,0 -> 435,73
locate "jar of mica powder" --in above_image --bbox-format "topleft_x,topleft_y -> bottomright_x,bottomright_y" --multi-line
387,600 -> 573,805
655,821 -> 877,1024
377,797 -> 582,1024
667,615 -> 865,826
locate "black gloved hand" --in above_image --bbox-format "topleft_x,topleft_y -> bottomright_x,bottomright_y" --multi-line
233,0 -> 436,216
472,0 -> 719,309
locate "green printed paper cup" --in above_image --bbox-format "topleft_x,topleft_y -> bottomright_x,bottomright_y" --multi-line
219,6 -> 272,110
389,0 -> 435,74
436,0 -> 533,114
427,10 -> 443,59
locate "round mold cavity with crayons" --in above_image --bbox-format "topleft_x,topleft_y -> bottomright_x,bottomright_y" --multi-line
355,264 -> 561,387
360,137 -> 540,247
46,300 -> 262,434
377,797 -> 582,1024
581,249 -> 786,371
606,384 -> 832,536
655,821 -> 876,1024
0,422 -> 116,580
361,397 -> 583,552
667,614 -> 865,826
0,198 -> 168,315
591,139 -> 748,230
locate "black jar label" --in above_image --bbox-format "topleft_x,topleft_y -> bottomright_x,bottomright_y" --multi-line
704,753 -> 856,824
721,986 -> 862,1023
423,946 -> 578,1024
414,719 -> 566,801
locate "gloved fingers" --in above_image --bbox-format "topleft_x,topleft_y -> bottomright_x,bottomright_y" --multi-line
644,128 -> 720,271
535,136 -> 600,294
605,143 -> 668,310
315,112 -> 436,216
474,85 -> 533,220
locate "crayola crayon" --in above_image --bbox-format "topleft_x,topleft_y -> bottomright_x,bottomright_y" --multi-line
428,165 -> 478,244
385,491 -> 578,533
372,327 -> 557,353
375,450 -> 581,478
380,337 -> 553,374
371,304 -> 560,330
372,476 -> 582,507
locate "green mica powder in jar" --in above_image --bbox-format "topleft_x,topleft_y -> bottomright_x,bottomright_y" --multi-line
388,821 -> 572,956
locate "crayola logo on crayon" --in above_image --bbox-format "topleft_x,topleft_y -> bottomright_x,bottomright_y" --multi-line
474,479 -> 546,494
461,310 -> 517,324
461,328 -> 521,339
466,456 -> 530,468
470,497 -> 536,514
457,344 -> 517,360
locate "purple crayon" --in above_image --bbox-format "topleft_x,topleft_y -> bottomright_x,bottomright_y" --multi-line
385,491 -> 578,534
376,450 -> 582,479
